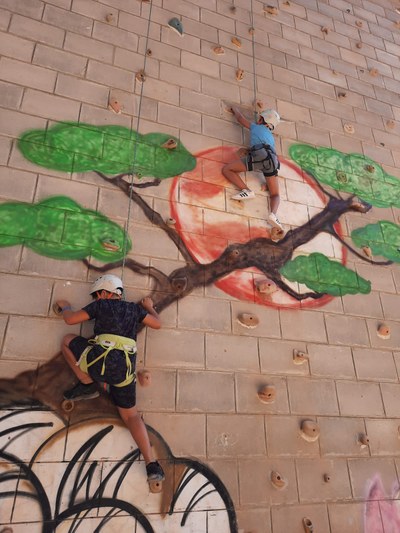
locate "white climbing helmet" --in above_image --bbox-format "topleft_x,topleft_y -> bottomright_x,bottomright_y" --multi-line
90,275 -> 124,296
259,109 -> 280,129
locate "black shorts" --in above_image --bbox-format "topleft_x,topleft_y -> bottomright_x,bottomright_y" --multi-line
69,336 -> 137,409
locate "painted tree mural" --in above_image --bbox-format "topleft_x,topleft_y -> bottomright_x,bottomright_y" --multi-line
10,123 -> 400,312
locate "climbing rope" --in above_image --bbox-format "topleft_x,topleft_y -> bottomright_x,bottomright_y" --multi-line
249,0 -> 259,122
120,0 -> 154,283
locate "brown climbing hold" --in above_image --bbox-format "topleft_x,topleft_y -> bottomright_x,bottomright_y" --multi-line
377,324 -> 391,340
283,0 -> 291,5
230,5 -> 237,13
336,171 -> 348,183
355,20 -> 363,27
321,26 -> 329,34
365,164 -> 375,173
166,217 -> 176,226
362,246 -> 372,259
248,27 -> 255,35
171,277 -> 188,292
323,474 -> 331,483
358,433 -> 370,448
293,349 -> 308,365
338,91 -> 347,99
105,13 -> 114,23
344,123 -> 355,134
236,68 -> 244,81
256,279 -> 277,295
300,420 -> 320,442
231,36 -> 242,47
213,46 -> 225,55
162,138 -> 177,150
356,42 -> 363,49
226,249 -> 240,263
108,95 -> 122,114
136,70 -> 146,82
146,48 -> 152,56
386,119 -> 396,129
258,385 -> 276,404
271,471 -> 287,489
369,68 -> 379,77
332,70 -> 338,75
303,517 -> 314,533
255,99 -> 264,111
137,369 -> 151,387
270,227 -> 285,243
237,313 -> 259,329
52,302 -> 63,316
264,5 -> 278,15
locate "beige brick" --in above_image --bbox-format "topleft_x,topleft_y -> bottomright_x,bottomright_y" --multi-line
0,167 -> 38,201
207,414 -> 266,457
0,108 -> 47,138
163,0 -> 199,19
319,416 -> 369,457
0,136 -> 12,165
0,31 -> 35,62
135,368 -> 176,412
272,504 -> 330,533
0,244 -> 22,273
86,60 -> 134,92
236,509 -> 272,533
180,88 -> 220,116
0,80 -> 24,110
380,383 -> 400,417
296,458 -> 352,502
2,315 -> 79,361
348,457 -> 397,500
239,458 -> 298,505
161,103 -> 201,133
138,77 -> 179,105
266,415 -> 320,457
353,348 -> 397,382
310,109 -> 343,133
64,32 -> 114,63
0,359 -> 38,378
342,292 -> 383,319
35,174 -> 98,208
138,36 -> 180,66
365,418 -> 400,456
71,0 -> 118,22
272,65 -> 305,90
282,25 -> 312,48
366,319 -> 400,351
1,274 -> 52,316
236,374 -> 290,415
202,115 -> 242,144
146,328 -> 205,368
310,36 -> 340,59
159,62 -> 201,91
0,8 -> 10,30
355,264 -> 396,293
93,21 -> 138,51
55,74 -> 108,106
160,25 -> 200,54
308,344 -> 355,380
118,12 -> 160,40
329,502 -> 374,533
288,377 -> 339,415
43,4 -> 93,35
232,302 -> 281,340
380,293 -> 400,320
21,89 -> 80,121
336,380 -> 384,417
297,124 -> 331,146
206,332 -> 259,372
278,100 -> 311,124
202,75 -> 240,101
269,34 -> 300,58
178,295 -> 231,332
208,457 -> 240,508
177,370 -> 235,412
280,310 -> 327,343
0,57 -> 56,92
181,50 -> 220,78
33,44 -> 87,76
326,315 -> 370,347
317,66 -> 348,89
0,0 -> 44,18
259,339 -> 309,376
201,9 -> 235,33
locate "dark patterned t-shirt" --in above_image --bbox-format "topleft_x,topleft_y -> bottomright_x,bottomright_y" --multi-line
83,299 -> 148,340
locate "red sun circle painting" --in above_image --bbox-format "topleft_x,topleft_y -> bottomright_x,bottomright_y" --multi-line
170,146 -> 345,309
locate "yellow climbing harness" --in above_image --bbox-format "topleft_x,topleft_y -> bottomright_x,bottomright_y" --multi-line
77,333 -> 137,388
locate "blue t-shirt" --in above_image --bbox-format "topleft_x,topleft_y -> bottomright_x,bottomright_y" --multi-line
250,123 -> 275,150
83,299 -> 147,340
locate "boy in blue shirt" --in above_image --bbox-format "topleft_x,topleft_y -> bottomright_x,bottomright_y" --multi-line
222,107 -> 283,231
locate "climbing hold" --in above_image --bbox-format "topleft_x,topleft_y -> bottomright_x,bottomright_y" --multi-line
362,246 -> 372,259
300,420 -> 320,442
356,42 -> 363,49
226,248 -> 240,263
236,68 -> 244,81
171,277 -> 188,292
105,13 -> 114,23
108,95 -> 122,114
293,349 -> 308,365
162,138 -> 178,150
338,91 -> 347,99
52,302 -> 63,316
377,324 -> 391,340
137,369 -> 152,387
213,46 -> 225,55
355,20 -> 363,27
396,8 -> 400,14
323,474 -> 331,483
395,20 -> 400,29
136,70 -> 146,82
256,278 -> 277,295
321,26 -> 329,34
255,99 -> 264,111
230,5 -> 237,13
258,385 -> 276,404
369,68 -> 379,77
168,17 -> 184,36
386,119 -> 396,129
146,48 -> 152,56
61,399 -> 75,413
166,217 -> 176,226
231,36 -> 242,47
271,471 -> 287,489
358,433 -> 370,448
264,5 -> 278,15
148,479 -> 163,493
364,164 -> 375,173
248,27 -> 255,35
303,517 -> 314,533
336,170 -> 348,183
344,123 -> 355,134
237,313 -> 259,329
270,227 -> 285,242
332,70 -> 338,75
283,1 -> 291,5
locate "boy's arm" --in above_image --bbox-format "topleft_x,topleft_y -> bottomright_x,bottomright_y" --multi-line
140,297 -> 161,329
231,106 -> 251,129
56,299 -> 90,325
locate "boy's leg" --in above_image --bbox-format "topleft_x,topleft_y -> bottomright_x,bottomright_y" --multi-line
265,174 -> 280,214
117,405 -> 154,463
62,334 -> 94,384
222,160 -> 249,191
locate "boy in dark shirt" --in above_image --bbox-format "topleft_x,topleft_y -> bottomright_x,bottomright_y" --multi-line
56,274 -> 164,482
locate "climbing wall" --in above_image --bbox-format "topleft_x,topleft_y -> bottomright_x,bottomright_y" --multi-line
0,0 -> 400,532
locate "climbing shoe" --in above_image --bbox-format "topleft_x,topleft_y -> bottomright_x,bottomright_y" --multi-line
231,189 -> 255,200
146,461 -> 165,481
267,212 -> 283,231
63,382 -> 99,401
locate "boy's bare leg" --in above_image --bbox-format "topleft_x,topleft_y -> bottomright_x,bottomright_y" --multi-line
117,405 -> 154,464
222,160 -> 248,190
61,334 -> 94,385
265,175 -> 280,214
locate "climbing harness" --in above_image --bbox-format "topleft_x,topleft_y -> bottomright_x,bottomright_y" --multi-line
77,333 -> 137,388
248,144 -> 280,176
